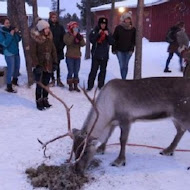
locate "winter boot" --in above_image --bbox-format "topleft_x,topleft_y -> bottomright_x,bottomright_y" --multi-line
57,78 -> 64,87
164,68 -> 171,73
73,79 -> 80,92
43,98 -> 52,108
6,84 -> 17,93
36,98 -> 45,111
12,78 -> 19,86
49,79 -> 55,87
67,79 -> 74,91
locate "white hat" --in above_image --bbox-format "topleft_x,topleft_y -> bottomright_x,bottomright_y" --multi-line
36,20 -> 50,31
120,11 -> 132,22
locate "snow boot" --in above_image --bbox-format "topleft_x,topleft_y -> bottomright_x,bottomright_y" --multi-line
73,79 -> 80,92
43,98 -> 52,108
67,79 -> 74,91
36,98 -> 45,111
164,68 -> 171,73
49,79 -> 55,87
57,78 -> 64,87
6,84 -> 17,93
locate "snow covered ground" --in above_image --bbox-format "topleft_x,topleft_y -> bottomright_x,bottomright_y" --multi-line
0,39 -> 190,190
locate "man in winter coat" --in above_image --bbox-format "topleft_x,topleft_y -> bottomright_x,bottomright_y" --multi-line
164,21 -> 188,72
48,12 -> 65,87
87,17 -> 114,91
31,19 -> 58,110
112,11 -> 136,80
0,18 -> 21,93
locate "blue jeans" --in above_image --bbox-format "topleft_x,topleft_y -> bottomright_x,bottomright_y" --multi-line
165,52 -> 183,69
66,57 -> 81,79
5,54 -> 20,84
116,51 -> 133,79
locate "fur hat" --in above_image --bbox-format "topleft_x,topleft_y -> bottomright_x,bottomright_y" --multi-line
98,17 -> 108,26
120,11 -> 132,22
36,20 -> 50,32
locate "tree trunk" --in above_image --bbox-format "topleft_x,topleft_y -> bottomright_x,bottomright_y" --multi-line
7,0 -> 19,28
134,0 -> 144,79
15,0 -> 34,86
32,0 -> 38,26
57,0 -> 60,18
109,0 -> 115,32
85,0 -> 91,60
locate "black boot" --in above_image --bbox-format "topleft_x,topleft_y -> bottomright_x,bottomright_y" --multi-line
6,84 -> 16,93
36,98 -> 45,111
43,98 -> 52,108
57,78 -> 64,87
73,79 -> 80,92
12,78 -> 19,86
67,79 -> 74,91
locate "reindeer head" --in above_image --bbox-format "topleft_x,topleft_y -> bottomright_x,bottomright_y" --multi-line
72,128 -> 98,174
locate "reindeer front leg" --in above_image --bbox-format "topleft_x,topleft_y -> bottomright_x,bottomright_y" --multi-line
111,122 -> 130,167
160,121 -> 186,156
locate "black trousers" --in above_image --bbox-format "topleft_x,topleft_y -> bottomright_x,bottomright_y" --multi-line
51,60 -> 61,80
87,58 -> 108,89
36,72 -> 51,100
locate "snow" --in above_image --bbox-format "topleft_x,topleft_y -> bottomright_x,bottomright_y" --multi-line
0,38 -> 190,190
0,2 -> 50,19
91,0 -> 169,12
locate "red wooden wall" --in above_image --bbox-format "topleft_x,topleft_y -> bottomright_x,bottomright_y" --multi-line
92,0 -> 190,42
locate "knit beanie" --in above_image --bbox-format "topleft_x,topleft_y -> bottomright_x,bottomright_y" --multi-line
67,21 -> 79,32
36,20 -> 50,32
120,11 -> 132,22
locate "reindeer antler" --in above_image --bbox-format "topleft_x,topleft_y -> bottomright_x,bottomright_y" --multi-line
75,86 -> 99,163
37,82 -> 73,159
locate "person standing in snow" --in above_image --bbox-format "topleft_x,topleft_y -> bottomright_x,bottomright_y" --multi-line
0,18 -> 21,93
31,19 -> 58,110
63,21 -> 86,92
48,12 -> 65,87
87,17 -> 114,91
112,11 -> 136,80
164,21 -> 189,72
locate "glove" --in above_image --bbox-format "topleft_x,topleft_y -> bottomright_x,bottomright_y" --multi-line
76,33 -> 83,41
52,63 -> 58,71
33,65 -> 43,82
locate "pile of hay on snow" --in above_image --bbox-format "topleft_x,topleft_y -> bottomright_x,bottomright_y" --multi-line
26,163 -> 89,190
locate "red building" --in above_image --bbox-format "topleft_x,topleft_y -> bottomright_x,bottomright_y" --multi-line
91,0 -> 190,42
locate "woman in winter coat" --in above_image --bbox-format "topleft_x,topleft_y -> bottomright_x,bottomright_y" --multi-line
64,21 -> 86,92
0,18 -> 21,93
112,11 -> 136,80
31,19 -> 57,110
87,17 -> 114,91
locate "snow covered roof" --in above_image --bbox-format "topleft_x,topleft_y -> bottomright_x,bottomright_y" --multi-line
0,1 -> 50,19
91,0 -> 169,12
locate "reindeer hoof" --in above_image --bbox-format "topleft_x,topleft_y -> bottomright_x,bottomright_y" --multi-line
160,150 -> 174,156
96,145 -> 106,155
111,159 -> 126,167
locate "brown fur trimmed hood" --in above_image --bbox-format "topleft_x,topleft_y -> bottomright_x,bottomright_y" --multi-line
30,28 -> 53,44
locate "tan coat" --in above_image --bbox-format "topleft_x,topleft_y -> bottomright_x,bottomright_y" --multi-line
63,32 -> 85,59
30,29 -> 57,73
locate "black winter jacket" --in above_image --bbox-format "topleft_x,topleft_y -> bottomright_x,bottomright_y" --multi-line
89,26 -> 114,60
49,21 -> 65,61
112,25 -> 136,52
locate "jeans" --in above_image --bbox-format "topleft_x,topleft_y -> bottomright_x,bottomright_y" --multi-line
36,72 -> 51,100
116,51 -> 133,79
88,58 -> 108,89
5,54 -> 20,84
165,52 -> 183,69
66,57 -> 81,79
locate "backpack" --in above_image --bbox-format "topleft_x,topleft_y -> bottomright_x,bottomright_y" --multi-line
165,26 -> 179,43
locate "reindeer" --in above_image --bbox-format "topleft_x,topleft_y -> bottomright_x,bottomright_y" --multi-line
72,77 -> 190,173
